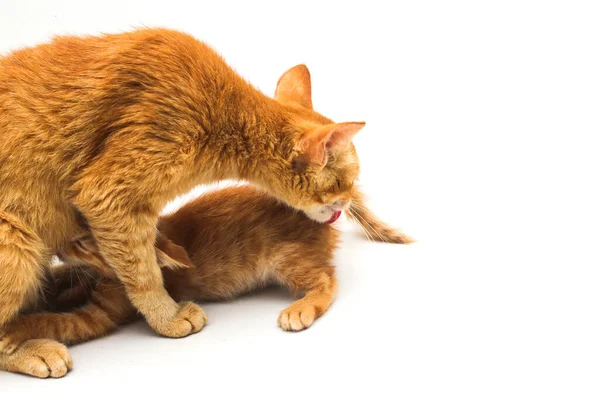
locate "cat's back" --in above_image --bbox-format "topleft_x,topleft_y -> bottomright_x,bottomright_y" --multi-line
0,28 -> 228,184
0,28 -> 226,119
1,28 -> 211,75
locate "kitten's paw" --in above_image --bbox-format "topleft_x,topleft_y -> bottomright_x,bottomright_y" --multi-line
56,284 -> 92,309
278,304 -> 317,332
9,339 -> 73,378
159,302 -> 208,338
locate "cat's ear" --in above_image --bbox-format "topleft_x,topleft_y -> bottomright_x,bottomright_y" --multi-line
323,122 -> 365,151
301,122 -> 365,168
155,233 -> 193,270
275,64 -> 313,109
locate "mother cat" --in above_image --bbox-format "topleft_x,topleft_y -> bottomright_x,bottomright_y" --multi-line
0,27 -> 367,350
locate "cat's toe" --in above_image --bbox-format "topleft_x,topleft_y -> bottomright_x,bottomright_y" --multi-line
23,359 -> 52,378
298,308 -> 316,330
278,310 -> 291,330
161,302 -> 208,338
278,306 -> 316,332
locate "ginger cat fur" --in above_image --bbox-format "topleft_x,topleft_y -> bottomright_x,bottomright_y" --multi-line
0,27 -> 375,368
0,186 -> 411,378
0,185 -> 345,377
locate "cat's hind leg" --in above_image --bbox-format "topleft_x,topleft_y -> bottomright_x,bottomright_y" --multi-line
277,265 -> 337,332
0,211 -> 49,335
0,212 -> 74,378
0,279 -> 133,378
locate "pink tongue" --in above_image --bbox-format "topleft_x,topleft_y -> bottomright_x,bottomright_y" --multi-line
326,210 -> 342,224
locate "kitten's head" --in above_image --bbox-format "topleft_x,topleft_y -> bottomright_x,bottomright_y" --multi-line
57,233 -> 193,277
270,65 -> 364,223
57,235 -> 116,278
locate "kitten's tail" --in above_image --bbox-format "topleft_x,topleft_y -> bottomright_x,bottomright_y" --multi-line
347,190 -> 414,244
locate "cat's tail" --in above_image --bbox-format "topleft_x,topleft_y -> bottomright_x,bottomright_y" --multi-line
347,190 -> 414,244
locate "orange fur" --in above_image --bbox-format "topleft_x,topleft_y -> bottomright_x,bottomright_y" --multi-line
0,27 -> 367,369
0,186 -> 339,369
0,182 -> 412,378
0,339 -> 72,379
347,190 -> 415,244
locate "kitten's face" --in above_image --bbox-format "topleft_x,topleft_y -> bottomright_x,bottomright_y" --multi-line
272,65 -> 363,223
57,235 -> 116,278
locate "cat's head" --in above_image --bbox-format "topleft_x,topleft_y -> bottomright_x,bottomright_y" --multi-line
269,65 -> 364,223
57,233 -> 193,277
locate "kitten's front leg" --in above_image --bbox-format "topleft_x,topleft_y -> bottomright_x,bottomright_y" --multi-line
277,268 -> 337,332
0,280 -> 135,352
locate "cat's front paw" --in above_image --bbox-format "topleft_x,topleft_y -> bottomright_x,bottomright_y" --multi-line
158,302 -> 208,338
278,304 -> 317,332
6,339 -> 73,378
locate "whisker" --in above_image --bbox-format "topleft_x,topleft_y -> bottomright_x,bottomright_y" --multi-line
361,224 -> 374,243
351,206 -> 387,243
351,207 -> 376,242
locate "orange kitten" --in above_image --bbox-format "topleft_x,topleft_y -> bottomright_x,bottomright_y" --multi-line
0,186 -> 341,377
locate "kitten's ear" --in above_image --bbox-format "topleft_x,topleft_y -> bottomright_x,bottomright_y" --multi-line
155,233 -> 193,270
301,122 -> 365,168
275,64 -> 313,109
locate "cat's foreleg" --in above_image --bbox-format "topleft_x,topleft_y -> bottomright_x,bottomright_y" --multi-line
71,137 -> 206,338
277,267 -> 337,331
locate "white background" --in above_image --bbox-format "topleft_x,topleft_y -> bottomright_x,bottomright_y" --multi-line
1,1 -> 599,398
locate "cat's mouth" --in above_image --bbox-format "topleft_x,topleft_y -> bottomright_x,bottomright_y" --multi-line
325,210 -> 342,224
303,205 -> 344,224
